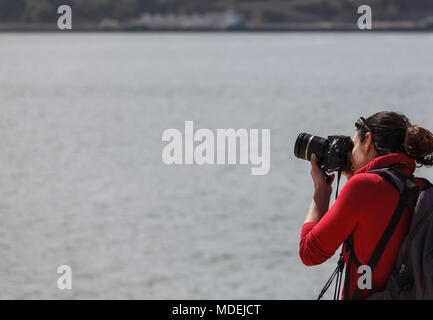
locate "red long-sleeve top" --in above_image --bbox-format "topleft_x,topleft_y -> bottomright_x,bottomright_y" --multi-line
299,153 -> 424,299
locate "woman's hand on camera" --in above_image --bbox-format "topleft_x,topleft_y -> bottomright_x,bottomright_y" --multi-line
342,170 -> 355,179
310,153 -> 334,195
306,153 -> 334,222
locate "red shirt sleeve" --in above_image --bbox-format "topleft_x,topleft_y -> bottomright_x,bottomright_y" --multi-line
299,173 -> 376,266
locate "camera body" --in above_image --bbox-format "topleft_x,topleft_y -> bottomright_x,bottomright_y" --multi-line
294,133 -> 353,173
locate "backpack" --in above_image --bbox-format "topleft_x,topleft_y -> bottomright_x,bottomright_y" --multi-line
344,165 -> 433,300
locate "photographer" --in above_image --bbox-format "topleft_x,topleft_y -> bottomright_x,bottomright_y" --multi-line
298,111 -> 433,299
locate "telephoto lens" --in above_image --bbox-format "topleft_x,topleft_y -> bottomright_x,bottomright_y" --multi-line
294,133 -> 329,162
294,133 -> 353,173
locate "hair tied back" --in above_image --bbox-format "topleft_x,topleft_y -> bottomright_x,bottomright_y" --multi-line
404,124 -> 433,166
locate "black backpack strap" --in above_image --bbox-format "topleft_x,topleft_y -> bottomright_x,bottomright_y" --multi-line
369,167 -> 406,193
345,166 -> 419,300
421,178 -> 433,189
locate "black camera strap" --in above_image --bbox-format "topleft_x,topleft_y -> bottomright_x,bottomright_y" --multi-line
317,169 -> 344,300
335,170 -> 342,200
317,247 -> 345,300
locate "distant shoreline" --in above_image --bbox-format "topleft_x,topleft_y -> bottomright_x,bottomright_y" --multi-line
2,30 -> 433,33
1,21 -> 433,33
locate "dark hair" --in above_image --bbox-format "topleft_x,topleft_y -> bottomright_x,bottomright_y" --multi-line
356,111 -> 433,167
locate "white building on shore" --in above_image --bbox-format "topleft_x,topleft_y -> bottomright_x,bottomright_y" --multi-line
129,11 -> 243,30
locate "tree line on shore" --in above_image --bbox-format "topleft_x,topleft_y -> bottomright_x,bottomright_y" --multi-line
0,0 -> 432,25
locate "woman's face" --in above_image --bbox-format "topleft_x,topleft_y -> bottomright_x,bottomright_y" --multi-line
349,131 -> 377,173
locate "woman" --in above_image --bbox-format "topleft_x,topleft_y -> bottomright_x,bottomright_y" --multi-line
299,111 -> 433,299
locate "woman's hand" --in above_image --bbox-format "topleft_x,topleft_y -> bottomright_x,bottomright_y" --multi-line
304,154 -> 335,223
310,154 -> 334,195
342,169 -> 355,179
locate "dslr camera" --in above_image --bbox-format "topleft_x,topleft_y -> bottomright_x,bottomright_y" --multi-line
294,133 -> 353,173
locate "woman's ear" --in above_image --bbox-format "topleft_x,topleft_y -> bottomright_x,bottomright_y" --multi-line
364,132 -> 375,153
